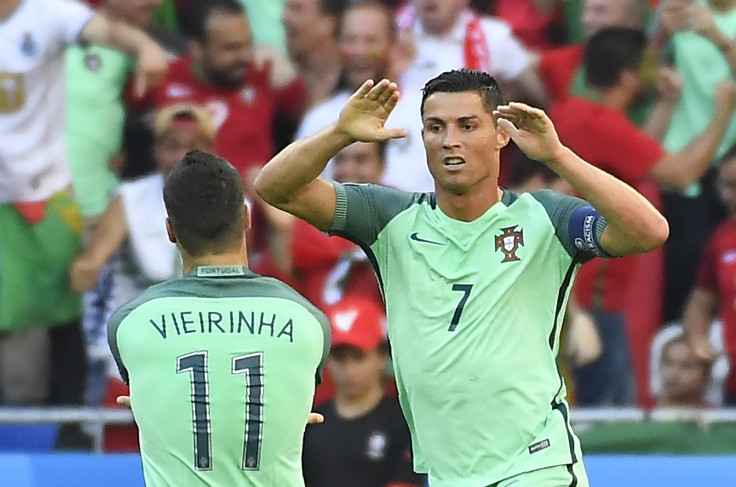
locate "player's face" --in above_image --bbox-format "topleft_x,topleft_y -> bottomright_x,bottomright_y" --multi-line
339,6 -> 393,91
582,0 -> 638,40
197,12 -> 253,89
328,346 -> 386,399
718,159 -> 736,216
282,0 -> 334,58
660,340 -> 708,405
422,91 -> 508,196
154,127 -> 214,175
332,142 -> 384,184
412,0 -> 468,35
107,0 -> 162,28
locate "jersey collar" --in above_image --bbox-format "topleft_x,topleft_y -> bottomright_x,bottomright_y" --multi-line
188,265 -> 251,278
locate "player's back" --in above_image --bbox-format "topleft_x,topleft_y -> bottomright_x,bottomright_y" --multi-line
108,265 -> 330,487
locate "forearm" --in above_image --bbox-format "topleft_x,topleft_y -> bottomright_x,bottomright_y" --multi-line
547,146 -> 669,255
83,198 -> 128,265
642,99 -> 677,140
80,12 -> 156,56
683,289 -> 718,341
255,122 -> 350,205
653,102 -> 734,189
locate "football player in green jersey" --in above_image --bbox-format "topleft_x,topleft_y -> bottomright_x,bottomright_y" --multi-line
254,69 -> 668,487
108,151 -> 331,486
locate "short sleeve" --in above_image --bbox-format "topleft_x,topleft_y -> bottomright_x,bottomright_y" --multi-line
696,235 -> 719,292
107,303 -> 135,385
330,182 -> 417,248
530,190 -> 610,263
482,18 -> 530,81
49,0 -> 95,45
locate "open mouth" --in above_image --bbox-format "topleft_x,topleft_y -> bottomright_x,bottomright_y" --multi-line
443,156 -> 465,168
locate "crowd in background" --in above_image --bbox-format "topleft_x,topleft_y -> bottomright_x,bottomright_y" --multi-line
1,0 -> 735,475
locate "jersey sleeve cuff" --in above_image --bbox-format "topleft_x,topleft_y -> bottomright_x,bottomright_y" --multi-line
331,182 -> 348,233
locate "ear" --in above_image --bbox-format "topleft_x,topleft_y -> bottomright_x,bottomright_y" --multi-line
165,218 -> 177,244
495,124 -> 510,150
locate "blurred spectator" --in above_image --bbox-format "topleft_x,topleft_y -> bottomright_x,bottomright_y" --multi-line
655,0 -> 736,323
492,0 -> 566,50
302,297 -> 425,487
295,0 -> 435,191
396,0 -> 549,107
550,27 -> 736,406
536,0 -> 648,104
683,147 -> 736,406
281,0 -> 346,106
651,328 -> 716,408
66,0 -> 165,408
149,0 -> 306,184
0,0 -> 166,449
71,103 -> 214,414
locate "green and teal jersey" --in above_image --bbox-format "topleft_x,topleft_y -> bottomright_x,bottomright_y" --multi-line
108,265 -> 331,487
330,184 -> 608,487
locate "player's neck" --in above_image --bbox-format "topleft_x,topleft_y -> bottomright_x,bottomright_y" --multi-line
436,185 -> 504,222
334,383 -> 384,420
182,249 -> 249,275
0,0 -> 22,21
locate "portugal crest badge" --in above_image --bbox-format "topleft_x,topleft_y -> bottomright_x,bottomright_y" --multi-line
494,225 -> 524,263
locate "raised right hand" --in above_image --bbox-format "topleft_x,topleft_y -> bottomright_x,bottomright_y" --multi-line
336,79 -> 408,143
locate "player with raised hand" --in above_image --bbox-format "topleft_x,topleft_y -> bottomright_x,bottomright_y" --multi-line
255,70 -> 668,486
108,151 -> 330,486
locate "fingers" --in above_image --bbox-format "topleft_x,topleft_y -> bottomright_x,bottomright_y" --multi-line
351,79 -> 375,100
116,395 -> 132,409
379,127 -> 409,140
384,89 -> 401,114
307,412 -> 324,424
495,118 -> 519,139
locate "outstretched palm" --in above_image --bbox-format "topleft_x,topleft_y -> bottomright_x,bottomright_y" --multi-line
337,79 -> 408,143
493,103 -> 562,164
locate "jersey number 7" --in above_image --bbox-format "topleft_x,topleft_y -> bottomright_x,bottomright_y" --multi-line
177,351 -> 264,471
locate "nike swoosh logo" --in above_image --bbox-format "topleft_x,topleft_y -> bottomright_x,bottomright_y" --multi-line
410,232 -> 443,245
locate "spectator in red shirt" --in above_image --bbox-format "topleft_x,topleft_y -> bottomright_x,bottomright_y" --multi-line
684,148 -> 736,406
550,27 -> 736,405
149,0 -> 306,183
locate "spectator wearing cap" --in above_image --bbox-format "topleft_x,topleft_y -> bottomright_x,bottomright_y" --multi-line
69,104 -> 215,406
302,297 -> 425,487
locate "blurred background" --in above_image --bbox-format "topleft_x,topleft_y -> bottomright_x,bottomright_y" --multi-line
1,0 -> 735,485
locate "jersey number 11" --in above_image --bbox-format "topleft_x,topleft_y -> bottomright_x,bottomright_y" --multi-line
177,351 -> 264,471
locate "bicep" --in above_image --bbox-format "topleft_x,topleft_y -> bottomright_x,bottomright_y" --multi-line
273,178 -> 337,232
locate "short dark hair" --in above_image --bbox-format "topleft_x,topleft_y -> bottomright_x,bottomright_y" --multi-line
163,150 -> 245,257
585,27 -> 647,90
507,145 -> 559,188
185,0 -> 245,42
420,69 -> 505,118
319,0 -> 348,17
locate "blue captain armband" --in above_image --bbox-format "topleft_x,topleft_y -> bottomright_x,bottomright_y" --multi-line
568,206 -> 612,260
